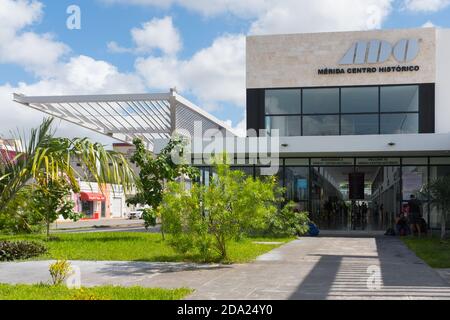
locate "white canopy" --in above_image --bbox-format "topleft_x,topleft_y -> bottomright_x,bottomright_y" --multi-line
14,89 -> 237,150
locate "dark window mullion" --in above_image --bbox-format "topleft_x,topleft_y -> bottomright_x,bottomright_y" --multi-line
339,88 -> 342,135
378,86 -> 381,134
301,89 -> 303,136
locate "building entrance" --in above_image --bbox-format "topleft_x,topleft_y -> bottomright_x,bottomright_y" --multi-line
309,165 -> 401,231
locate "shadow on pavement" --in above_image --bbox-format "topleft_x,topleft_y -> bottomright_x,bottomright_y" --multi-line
289,236 -> 450,300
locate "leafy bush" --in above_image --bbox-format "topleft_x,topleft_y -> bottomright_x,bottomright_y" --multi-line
0,188 -> 44,235
266,202 -> 310,237
49,260 -> 72,286
142,208 -> 158,229
0,240 -> 47,261
161,161 -> 281,262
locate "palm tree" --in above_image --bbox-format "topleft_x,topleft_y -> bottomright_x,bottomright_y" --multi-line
423,176 -> 450,240
0,118 -> 136,228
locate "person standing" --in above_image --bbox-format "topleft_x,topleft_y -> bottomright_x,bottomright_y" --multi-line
408,195 -> 423,237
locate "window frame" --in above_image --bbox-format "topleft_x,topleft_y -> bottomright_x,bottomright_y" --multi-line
263,84 -> 420,136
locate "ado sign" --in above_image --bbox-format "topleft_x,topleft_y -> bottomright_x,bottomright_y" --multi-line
339,39 -> 419,65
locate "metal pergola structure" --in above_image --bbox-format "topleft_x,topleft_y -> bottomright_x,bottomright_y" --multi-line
13,89 -> 237,150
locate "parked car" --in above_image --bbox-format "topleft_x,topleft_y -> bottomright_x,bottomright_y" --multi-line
127,208 -> 145,220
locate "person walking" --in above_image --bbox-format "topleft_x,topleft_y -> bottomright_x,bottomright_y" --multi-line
408,195 -> 423,237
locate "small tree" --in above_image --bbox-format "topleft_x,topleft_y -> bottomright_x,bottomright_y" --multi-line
423,176 -> 450,240
127,137 -> 198,232
161,161 -> 288,262
32,178 -> 81,240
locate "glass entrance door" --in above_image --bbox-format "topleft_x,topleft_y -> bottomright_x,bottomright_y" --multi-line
307,165 -> 401,231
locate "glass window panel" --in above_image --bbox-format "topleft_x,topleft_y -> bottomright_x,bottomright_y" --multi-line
255,166 -> 281,176
303,115 -> 339,136
285,167 -> 309,201
402,166 -> 428,201
341,87 -> 378,113
380,85 -> 419,112
341,114 -> 379,135
266,116 -> 301,136
303,88 -> 339,114
285,159 -> 309,166
430,158 -> 450,165
265,89 -> 301,115
402,158 -> 428,165
356,158 -> 400,166
311,158 -> 354,166
380,114 -> 418,134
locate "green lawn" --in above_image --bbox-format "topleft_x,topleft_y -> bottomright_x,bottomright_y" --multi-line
0,232 -> 293,263
0,283 -> 191,300
402,236 -> 450,268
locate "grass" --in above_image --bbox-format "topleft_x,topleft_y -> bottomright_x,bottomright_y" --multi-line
0,232 -> 293,264
402,236 -> 450,268
0,283 -> 192,300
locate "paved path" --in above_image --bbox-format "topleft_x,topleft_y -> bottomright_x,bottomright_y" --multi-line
50,219 -> 159,234
51,218 -> 144,230
1,237 -> 450,300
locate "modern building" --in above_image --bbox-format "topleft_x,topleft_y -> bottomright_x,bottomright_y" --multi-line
71,181 -> 129,220
13,27 -> 450,231
245,27 -> 450,231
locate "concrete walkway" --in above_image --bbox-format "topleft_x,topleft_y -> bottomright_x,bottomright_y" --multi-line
1,237 -> 450,300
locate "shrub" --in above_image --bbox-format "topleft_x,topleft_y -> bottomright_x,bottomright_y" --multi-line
0,240 -> 47,261
142,208 -> 158,229
266,202 -> 310,237
161,161 -> 281,262
49,260 -> 72,286
0,188 -> 44,235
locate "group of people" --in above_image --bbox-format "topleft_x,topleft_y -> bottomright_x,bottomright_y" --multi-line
351,202 -> 369,230
395,195 -> 426,237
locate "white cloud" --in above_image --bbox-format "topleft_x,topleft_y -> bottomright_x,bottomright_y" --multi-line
250,0 -> 393,35
1,32 -> 69,77
107,41 -> 133,54
226,117 -> 247,137
100,0 -> 393,33
0,55 -> 145,142
108,16 -> 182,56
0,0 -> 43,37
135,34 -> 246,111
0,1 -> 145,142
422,20 -> 437,27
0,0 -> 69,77
403,0 -> 450,12
100,0 -> 266,18
131,16 -> 182,55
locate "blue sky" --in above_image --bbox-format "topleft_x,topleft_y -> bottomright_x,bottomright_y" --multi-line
0,0 -> 449,143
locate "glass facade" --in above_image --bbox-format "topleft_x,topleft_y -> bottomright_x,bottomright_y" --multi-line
265,89 -> 301,115
197,157 -> 450,230
264,85 -> 420,136
303,115 -> 339,136
303,88 -> 339,114
266,116 -> 301,136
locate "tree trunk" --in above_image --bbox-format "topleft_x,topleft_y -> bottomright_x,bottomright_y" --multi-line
159,214 -> 165,241
441,208 -> 447,241
46,218 -> 50,241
